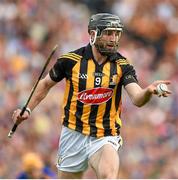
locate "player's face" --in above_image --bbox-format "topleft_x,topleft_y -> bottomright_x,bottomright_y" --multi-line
95,29 -> 122,54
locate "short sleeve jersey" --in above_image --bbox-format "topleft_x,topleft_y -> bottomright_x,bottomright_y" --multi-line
49,44 -> 138,137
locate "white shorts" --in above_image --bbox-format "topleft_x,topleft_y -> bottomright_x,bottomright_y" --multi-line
56,126 -> 123,172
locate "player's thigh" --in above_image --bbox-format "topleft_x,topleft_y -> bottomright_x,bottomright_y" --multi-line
58,170 -> 84,179
89,144 -> 120,179
57,126 -> 88,173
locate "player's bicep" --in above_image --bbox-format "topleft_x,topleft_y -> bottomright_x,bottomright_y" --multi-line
120,63 -> 141,101
41,74 -> 57,90
49,58 -> 66,82
121,64 -> 138,86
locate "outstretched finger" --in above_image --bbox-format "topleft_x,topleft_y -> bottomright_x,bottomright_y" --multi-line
158,80 -> 171,85
162,93 -> 168,97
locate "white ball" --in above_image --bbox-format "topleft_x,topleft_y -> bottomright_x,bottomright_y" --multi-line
156,83 -> 168,95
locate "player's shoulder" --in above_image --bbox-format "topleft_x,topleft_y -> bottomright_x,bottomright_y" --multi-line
58,46 -> 85,62
115,53 -> 131,66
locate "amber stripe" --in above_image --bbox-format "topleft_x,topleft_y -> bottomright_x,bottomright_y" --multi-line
68,53 -> 82,58
67,61 -> 80,130
60,55 -> 80,62
109,64 -> 121,135
61,79 -> 70,123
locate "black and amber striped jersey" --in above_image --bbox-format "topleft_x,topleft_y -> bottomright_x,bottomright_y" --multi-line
49,44 -> 138,137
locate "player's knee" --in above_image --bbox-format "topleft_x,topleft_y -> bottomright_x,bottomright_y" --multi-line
99,171 -> 118,179
58,170 -> 83,179
99,166 -> 119,179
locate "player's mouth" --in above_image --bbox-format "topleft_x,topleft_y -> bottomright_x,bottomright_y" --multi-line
106,44 -> 115,49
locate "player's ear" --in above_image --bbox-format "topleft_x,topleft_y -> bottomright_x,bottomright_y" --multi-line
90,30 -> 95,36
89,30 -> 97,46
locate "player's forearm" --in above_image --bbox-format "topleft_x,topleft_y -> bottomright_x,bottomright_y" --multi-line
27,80 -> 51,111
125,83 -> 153,107
132,88 -> 153,107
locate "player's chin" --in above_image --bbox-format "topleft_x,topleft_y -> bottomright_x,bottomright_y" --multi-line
105,46 -> 118,54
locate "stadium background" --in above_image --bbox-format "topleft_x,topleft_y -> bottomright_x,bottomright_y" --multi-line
0,0 -> 178,178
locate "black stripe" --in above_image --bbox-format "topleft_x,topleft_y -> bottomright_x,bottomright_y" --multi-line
75,58 -> 88,133
115,122 -> 121,135
115,84 -> 122,110
88,104 -> 98,137
114,84 -> 122,135
89,64 -> 104,137
63,79 -> 74,127
103,62 -> 117,136
115,61 -> 122,110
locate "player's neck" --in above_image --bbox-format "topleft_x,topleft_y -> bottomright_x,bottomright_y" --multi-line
92,46 -> 107,65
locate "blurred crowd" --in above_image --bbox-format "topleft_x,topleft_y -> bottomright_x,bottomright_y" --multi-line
0,0 -> 178,178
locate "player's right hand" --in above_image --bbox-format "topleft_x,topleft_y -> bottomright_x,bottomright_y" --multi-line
12,108 -> 30,125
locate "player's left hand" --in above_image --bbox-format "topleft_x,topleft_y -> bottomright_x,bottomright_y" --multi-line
147,80 -> 171,97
